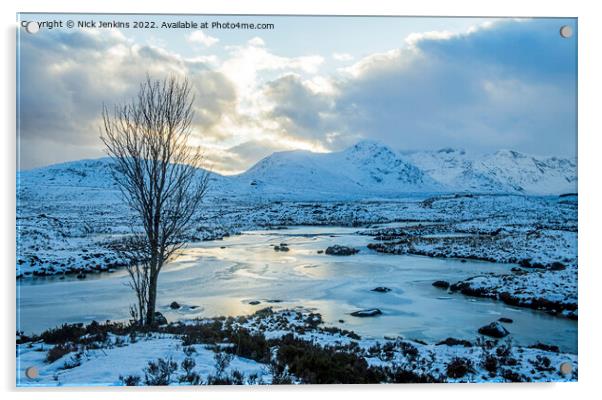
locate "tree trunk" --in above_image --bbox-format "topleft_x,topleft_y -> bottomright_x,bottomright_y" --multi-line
146,273 -> 158,326
146,255 -> 159,326
138,287 -> 146,326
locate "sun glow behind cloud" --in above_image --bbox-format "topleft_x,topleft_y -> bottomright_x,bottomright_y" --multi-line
18,16 -> 576,173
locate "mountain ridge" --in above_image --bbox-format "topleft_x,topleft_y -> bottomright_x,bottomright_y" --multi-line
18,141 -> 577,200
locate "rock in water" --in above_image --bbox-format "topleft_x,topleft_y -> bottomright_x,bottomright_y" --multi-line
249,300 -> 261,305
351,309 -> 382,317
170,301 -> 181,310
153,312 -> 168,326
432,280 -> 450,289
498,317 -> 513,323
436,338 -> 473,347
549,262 -> 566,271
529,342 -> 560,353
478,321 -> 510,338
325,245 -> 359,256
371,287 -> 391,293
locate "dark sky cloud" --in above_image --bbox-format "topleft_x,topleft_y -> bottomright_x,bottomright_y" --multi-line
263,74 -> 335,140
18,29 -> 238,169
264,19 -> 576,158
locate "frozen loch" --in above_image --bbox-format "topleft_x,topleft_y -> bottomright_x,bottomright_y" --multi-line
18,225 -> 577,353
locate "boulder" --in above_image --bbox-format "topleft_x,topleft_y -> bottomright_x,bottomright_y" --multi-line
529,343 -> 560,353
436,337 -> 473,347
153,312 -> 168,326
498,317 -> 513,323
249,300 -> 261,305
325,245 -> 359,256
371,287 -> 391,293
432,280 -> 450,289
170,301 -> 181,310
478,321 -> 509,338
350,309 -> 382,317
548,262 -> 566,271
274,245 -> 290,252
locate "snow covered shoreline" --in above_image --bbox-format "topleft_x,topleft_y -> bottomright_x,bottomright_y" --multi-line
17,190 -> 578,317
363,194 -> 578,318
17,308 -> 577,386
16,187 -> 579,385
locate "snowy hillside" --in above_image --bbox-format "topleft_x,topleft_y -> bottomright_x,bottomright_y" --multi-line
17,142 -> 577,200
405,148 -> 577,195
18,158 -> 117,188
17,157 -> 236,203
235,141 -> 442,199
476,150 -> 577,195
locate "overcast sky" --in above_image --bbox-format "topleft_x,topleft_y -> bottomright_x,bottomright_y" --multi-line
17,15 -> 577,173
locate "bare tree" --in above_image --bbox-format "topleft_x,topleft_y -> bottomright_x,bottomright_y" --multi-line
101,76 -> 209,326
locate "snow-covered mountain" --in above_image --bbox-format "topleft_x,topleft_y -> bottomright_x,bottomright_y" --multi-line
18,158 -> 118,189
405,147 -> 577,195
17,141 -> 577,201
234,141 -> 442,199
17,157 -> 237,201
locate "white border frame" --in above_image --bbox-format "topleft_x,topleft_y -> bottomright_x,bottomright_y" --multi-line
3,1 -> 600,399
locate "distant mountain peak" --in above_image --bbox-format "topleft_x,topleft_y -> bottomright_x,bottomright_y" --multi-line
437,147 -> 466,155
407,147 -> 576,195
493,149 -> 527,159
18,141 -> 577,200
344,140 -> 394,155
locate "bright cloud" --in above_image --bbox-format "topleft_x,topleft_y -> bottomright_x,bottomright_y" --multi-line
187,30 -> 219,47
247,36 -> 265,47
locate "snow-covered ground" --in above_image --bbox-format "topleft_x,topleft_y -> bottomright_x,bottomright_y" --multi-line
17,309 -> 577,386
17,333 -> 271,386
17,332 -> 272,386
